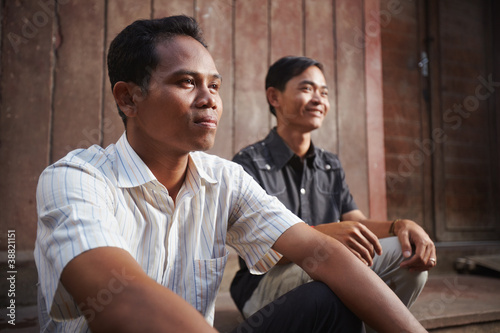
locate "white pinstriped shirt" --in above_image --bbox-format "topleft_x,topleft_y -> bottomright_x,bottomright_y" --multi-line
34,132 -> 302,332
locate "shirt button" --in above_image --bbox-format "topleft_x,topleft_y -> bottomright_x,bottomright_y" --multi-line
300,188 -> 306,195
325,164 -> 331,170
265,164 -> 271,170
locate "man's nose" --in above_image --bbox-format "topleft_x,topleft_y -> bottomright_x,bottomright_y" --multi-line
195,86 -> 218,109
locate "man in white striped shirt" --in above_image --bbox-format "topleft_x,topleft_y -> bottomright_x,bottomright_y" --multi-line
35,15 -> 427,332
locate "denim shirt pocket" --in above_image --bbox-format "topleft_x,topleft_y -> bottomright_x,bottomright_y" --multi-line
314,162 -> 341,195
253,158 -> 287,196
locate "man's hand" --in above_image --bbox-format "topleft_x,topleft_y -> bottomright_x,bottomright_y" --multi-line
314,222 -> 382,266
393,219 -> 437,271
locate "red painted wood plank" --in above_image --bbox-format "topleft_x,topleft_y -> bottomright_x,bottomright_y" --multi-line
270,0 -> 303,62
102,1 -> 151,147
0,1 -> 55,249
51,1 -> 105,161
233,0 -> 270,154
305,0 -> 338,155
153,0 -> 195,18
196,0 -> 234,159
335,0 -> 369,214
364,0 -> 387,220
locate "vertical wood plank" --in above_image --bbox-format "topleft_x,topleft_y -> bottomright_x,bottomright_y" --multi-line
0,1 -> 54,249
364,0 -> 387,220
196,0 -> 234,159
270,0 -> 303,62
269,0 -> 303,130
335,0 -> 369,214
51,1 -> 105,161
493,0 -> 500,230
233,0 -> 270,153
305,0 -> 338,155
417,0 -> 435,236
153,0 -> 195,18
102,1 -> 152,147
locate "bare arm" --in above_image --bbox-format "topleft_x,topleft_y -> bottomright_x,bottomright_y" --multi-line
273,223 -> 427,333
61,247 -> 217,333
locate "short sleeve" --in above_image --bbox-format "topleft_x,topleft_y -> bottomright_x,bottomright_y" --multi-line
226,167 -> 303,274
34,160 -> 131,321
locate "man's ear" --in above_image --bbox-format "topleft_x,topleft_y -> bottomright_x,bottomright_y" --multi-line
266,87 -> 281,109
113,81 -> 144,118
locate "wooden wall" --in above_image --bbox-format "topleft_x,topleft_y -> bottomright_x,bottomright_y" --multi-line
0,0 -> 386,251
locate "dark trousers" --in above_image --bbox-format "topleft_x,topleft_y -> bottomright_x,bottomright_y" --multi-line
231,281 -> 363,333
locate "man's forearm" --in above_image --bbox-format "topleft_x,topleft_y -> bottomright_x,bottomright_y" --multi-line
88,278 -> 217,333
61,247 -> 217,333
341,209 -> 394,238
358,219 -> 394,238
274,223 -> 427,333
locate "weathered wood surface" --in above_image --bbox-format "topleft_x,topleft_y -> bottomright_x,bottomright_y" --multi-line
1,0 -> 390,250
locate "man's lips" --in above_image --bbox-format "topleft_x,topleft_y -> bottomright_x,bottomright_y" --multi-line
194,115 -> 218,128
306,108 -> 324,116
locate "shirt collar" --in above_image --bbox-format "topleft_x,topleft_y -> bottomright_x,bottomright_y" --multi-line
266,127 -> 316,169
187,152 -> 218,185
115,132 -> 157,188
115,133 -> 217,189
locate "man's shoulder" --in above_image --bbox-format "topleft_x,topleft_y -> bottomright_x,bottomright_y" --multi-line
233,139 -> 272,165
43,144 -> 117,178
313,147 -> 343,170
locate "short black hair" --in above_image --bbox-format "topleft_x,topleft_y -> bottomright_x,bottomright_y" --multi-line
107,15 -> 207,126
265,56 -> 324,116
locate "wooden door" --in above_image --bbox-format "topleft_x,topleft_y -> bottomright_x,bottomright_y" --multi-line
428,0 -> 500,241
382,0 -> 500,242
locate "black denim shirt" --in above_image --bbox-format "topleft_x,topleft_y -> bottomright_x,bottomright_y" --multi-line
230,128 -> 358,312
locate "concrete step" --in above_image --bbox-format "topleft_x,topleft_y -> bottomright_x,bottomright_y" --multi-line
411,273 -> 500,332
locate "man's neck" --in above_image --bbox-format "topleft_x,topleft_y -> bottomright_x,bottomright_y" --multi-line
126,131 -> 189,203
276,126 -> 312,159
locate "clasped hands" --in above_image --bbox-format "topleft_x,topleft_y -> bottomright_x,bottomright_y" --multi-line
314,219 -> 436,271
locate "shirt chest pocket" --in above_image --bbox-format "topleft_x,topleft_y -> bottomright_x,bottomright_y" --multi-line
253,158 -> 287,196
314,163 -> 341,195
191,251 -> 229,320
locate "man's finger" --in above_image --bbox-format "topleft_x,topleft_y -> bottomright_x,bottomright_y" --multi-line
397,230 -> 413,259
359,226 -> 382,256
344,237 -> 375,266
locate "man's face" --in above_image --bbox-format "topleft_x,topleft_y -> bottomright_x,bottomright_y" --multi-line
130,35 -> 223,156
274,66 -> 329,132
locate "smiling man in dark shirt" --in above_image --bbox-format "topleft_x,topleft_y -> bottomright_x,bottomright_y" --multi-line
230,56 -> 436,331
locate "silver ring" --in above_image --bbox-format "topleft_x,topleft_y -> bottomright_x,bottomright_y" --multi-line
429,258 -> 436,264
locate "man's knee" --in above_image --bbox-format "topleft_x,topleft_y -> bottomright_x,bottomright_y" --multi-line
300,281 -> 336,311
409,269 -> 428,290
297,282 -> 362,330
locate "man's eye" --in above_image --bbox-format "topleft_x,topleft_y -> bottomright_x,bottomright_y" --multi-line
321,91 -> 328,96
209,83 -> 220,90
179,78 -> 194,86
